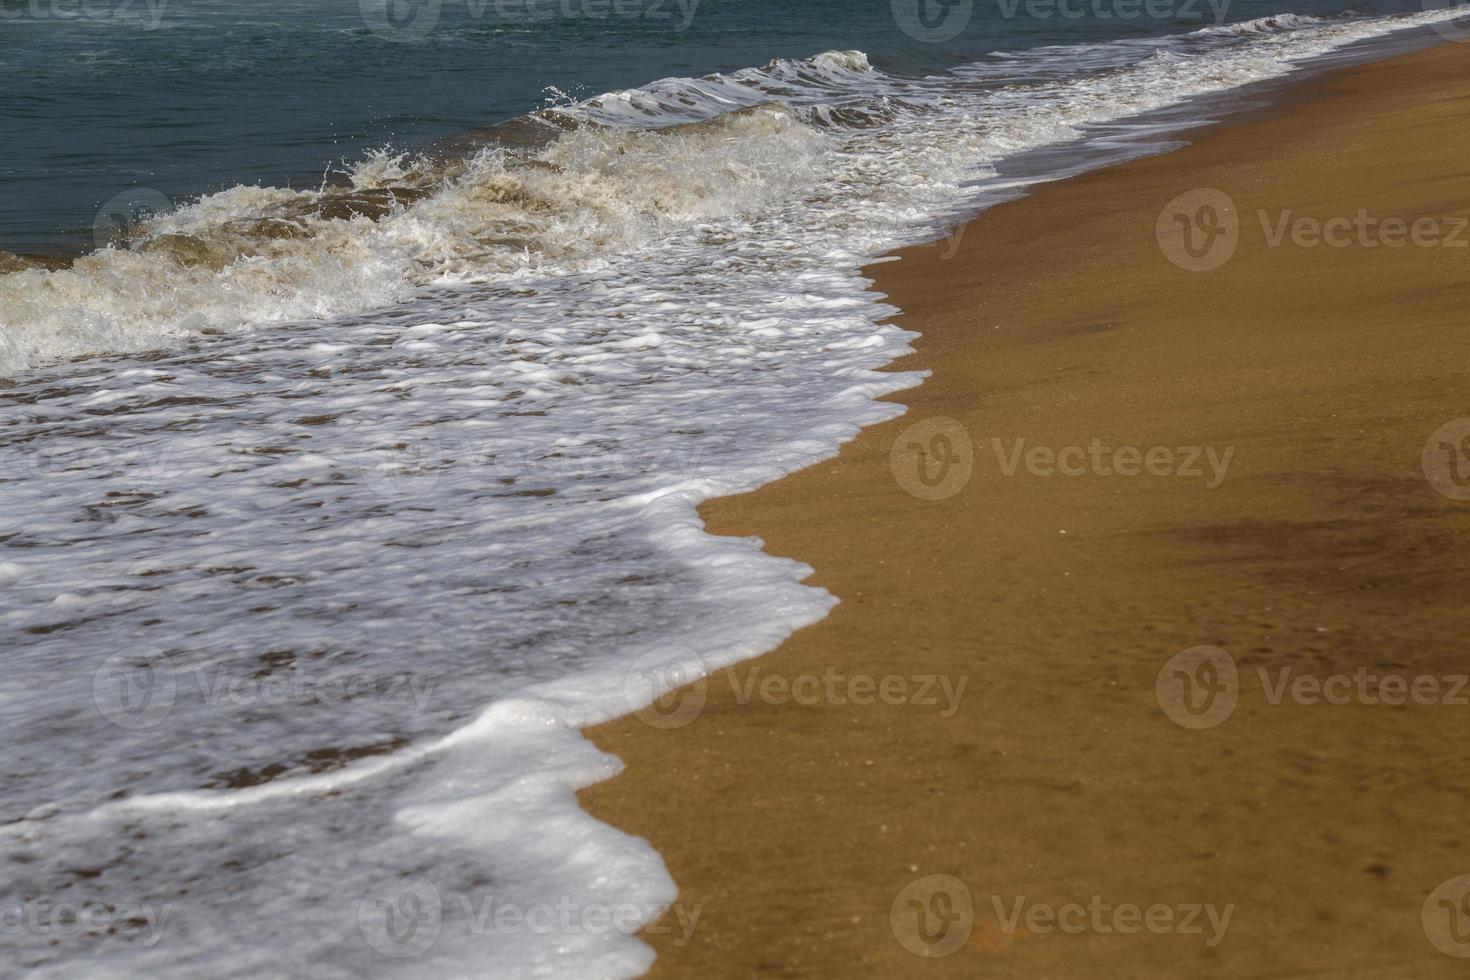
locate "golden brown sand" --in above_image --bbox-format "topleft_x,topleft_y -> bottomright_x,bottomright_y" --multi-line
582,38 -> 1470,977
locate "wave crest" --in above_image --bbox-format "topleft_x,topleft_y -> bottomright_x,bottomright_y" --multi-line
0,102 -> 824,374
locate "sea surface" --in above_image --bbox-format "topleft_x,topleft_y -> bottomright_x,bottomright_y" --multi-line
1,1 -> 1464,976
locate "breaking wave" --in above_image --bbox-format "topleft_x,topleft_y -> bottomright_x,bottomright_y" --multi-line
1,9 -> 1459,376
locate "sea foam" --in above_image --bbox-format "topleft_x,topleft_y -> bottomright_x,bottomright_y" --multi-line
1,8 -> 1464,978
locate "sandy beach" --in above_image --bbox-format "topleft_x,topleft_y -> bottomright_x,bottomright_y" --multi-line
582,36 -> 1470,978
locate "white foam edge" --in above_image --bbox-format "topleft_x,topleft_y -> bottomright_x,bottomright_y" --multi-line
45,302 -> 924,976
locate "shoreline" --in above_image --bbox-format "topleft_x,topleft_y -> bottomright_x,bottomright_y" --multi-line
581,36 -> 1470,978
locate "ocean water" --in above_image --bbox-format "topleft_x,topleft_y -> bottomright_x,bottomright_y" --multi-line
2,2 -> 1465,977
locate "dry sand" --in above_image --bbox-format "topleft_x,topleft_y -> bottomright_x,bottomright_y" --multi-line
582,38 -> 1470,977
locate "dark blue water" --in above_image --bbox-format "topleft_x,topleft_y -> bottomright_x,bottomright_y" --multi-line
0,0 -> 1424,253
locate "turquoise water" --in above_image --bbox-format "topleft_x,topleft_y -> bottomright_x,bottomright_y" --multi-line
0,0 -> 1425,253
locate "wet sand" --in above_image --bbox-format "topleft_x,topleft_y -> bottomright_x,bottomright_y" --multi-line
582,38 -> 1470,977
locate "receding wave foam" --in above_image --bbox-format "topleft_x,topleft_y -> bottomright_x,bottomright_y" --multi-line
2,7 -> 1464,979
